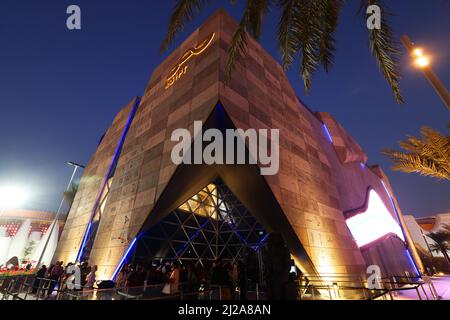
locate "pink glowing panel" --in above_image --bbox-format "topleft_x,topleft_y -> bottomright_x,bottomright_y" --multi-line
346,190 -> 405,247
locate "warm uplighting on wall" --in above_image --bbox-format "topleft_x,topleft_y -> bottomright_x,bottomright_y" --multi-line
345,190 -> 405,248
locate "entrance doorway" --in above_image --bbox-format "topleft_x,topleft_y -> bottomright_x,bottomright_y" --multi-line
131,178 -> 268,282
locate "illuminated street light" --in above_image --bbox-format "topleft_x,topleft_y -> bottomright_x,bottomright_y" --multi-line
412,48 -> 423,57
411,47 -> 430,68
401,35 -> 450,110
415,56 -> 430,68
0,185 -> 29,209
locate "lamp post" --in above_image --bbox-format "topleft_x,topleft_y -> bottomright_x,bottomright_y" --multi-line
401,35 -> 450,110
35,161 -> 85,268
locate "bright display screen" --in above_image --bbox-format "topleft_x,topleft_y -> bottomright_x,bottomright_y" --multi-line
346,190 -> 405,247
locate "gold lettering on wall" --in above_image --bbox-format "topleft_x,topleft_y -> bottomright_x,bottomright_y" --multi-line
165,32 -> 216,89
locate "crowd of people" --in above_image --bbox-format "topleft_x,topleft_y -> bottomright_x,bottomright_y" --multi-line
115,258 -> 248,299
31,261 -> 98,297
30,258 -> 250,300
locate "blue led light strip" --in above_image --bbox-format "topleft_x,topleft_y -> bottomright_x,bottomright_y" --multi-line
322,124 -> 333,143
76,97 -> 141,262
110,237 -> 138,280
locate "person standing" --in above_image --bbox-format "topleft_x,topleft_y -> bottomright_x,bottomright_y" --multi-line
230,262 -> 239,299
169,261 -> 180,295
115,264 -> 129,290
79,261 -> 90,289
32,265 -> 47,294
185,264 -> 199,299
126,265 -> 146,288
85,265 -> 97,290
237,261 -> 247,300
47,261 -> 64,297
162,261 -> 180,296
219,260 -> 232,300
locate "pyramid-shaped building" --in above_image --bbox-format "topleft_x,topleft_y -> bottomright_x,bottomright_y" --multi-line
53,10 -> 423,289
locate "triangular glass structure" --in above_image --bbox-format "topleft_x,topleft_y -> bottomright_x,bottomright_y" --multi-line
132,178 -> 268,267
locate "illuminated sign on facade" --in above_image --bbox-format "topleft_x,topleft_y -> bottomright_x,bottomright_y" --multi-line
345,190 -> 405,247
165,32 -> 216,89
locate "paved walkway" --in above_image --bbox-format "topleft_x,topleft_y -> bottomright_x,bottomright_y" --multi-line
389,276 -> 450,300
3,276 -> 449,301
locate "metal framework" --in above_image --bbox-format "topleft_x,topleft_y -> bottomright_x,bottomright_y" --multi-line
133,179 -> 268,267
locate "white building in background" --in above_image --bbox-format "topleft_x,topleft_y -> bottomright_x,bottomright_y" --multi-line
0,209 -> 65,268
404,213 -> 450,258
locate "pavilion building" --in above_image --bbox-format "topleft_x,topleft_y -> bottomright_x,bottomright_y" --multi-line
52,10 -> 423,294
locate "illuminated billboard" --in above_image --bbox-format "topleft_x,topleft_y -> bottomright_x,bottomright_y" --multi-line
346,190 -> 405,248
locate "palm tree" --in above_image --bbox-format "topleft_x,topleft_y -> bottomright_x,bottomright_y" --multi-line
383,126 -> 450,181
63,182 -> 79,213
160,0 -> 404,103
444,224 -> 450,235
427,231 -> 450,265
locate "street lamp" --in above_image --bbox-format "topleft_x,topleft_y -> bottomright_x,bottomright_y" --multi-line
401,35 -> 450,110
35,161 -> 85,268
411,47 -> 430,68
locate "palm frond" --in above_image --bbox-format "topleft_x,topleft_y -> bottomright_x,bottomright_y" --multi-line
160,0 -> 209,53
443,224 -> 450,234
362,0 -> 404,103
277,0 -> 298,70
63,182 -> 79,207
296,1 -> 321,94
428,231 -> 450,246
277,0 -> 341,92
317,0 -> 343,73
383,126 -> 450,181
225,0 -> 271,82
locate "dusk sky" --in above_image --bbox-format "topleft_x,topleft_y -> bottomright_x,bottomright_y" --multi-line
0,0 -> 449,217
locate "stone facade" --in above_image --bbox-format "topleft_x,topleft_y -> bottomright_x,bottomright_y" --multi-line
53,10 -> 422,280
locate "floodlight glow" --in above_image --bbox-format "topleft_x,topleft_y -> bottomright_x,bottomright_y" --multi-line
412,48 -> 423,57
0,185 -> 29,209
416,56 -> 430,68
345,190 -> 405,248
